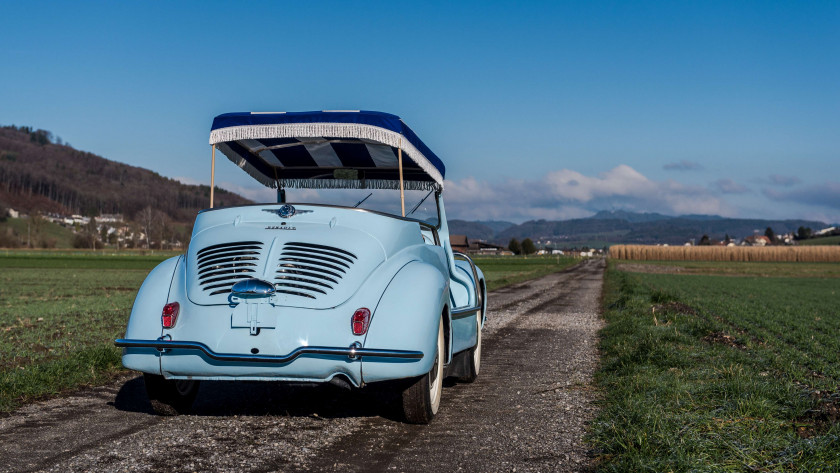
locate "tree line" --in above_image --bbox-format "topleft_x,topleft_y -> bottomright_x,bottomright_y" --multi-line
507,237 -> 537,255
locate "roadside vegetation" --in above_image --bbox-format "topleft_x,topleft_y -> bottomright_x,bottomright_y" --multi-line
0,250 -> 579,414
472,254 -> 579,291
590,260 -> 840,471
0,253 -> 170,413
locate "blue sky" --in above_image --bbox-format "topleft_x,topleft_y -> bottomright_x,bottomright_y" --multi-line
2,1 -> 838,223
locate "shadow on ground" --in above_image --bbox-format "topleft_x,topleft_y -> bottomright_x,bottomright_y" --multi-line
112,374 -> 413,421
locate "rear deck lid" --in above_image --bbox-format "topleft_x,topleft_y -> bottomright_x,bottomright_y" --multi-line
186,224 -> 386,309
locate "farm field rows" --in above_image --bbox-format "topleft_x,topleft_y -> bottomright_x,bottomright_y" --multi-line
615,260 -> 840,278
592,260 -> 840,471
0,251 -> 578,414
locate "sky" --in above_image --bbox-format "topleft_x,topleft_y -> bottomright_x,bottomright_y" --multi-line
1,1 -> 838,224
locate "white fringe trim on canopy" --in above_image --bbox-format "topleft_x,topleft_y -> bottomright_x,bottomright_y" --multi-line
215,142 -> 439,191
210,122 -> 444,189
279,178 -> 436,191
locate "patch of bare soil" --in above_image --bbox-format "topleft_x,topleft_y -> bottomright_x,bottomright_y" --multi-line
649,301 -> 697,326
795,391 -> 840,438
702,331 -> 747,350
651,301 -> 697,316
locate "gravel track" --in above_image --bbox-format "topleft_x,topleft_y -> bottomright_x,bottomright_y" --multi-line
0,258 -> 605,473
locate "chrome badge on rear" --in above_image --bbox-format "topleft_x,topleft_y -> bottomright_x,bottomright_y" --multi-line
231,278 -> 276,296
263,205 -> 312,218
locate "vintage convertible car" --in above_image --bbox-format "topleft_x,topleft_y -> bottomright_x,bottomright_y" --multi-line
115,111 -> 486,423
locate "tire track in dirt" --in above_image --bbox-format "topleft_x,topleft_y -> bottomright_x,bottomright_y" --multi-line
297,258 -> 605,472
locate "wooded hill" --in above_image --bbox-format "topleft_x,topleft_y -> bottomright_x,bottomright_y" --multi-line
0,126 -> 251,221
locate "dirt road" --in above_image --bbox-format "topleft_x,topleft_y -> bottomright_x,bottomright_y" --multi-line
0,258 -> 605,473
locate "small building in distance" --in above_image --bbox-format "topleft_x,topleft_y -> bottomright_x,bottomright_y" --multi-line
743,235 -> 771,246
450,234 -> 470,253
449,235 -> 509,255
470,241 -> 507,255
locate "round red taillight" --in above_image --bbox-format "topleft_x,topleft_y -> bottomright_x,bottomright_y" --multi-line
161,302 -> 180,329
351,308 -> 371,336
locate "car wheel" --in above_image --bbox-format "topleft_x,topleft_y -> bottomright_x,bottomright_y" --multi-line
458,314 -> 482,383
143,373 -> 200,416
401,318 -> 444,424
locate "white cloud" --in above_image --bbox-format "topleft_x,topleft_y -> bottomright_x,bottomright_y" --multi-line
443,165 -> 731,222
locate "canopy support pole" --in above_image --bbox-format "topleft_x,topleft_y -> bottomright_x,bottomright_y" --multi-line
210,145 -> 216,208
398,137 -> 405,216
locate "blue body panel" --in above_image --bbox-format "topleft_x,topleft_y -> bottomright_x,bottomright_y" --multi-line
121,256 -> 180,374
120,199 -> 484,386
361,261 -> 449,383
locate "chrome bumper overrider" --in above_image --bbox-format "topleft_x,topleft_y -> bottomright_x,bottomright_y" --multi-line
114,338 -> 424,363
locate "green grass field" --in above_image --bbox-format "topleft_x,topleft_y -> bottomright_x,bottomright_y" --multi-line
0,251 -> 578,413
0,253 -> 170,412
471,254 -> 579,291
799,235 -> 840,246
591,260 -> 840,471
0,217 -> 76,248
615,259 -> 840,278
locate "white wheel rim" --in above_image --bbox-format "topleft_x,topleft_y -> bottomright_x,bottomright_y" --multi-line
473,314 -> 482,375
429,320 -> 444,414
174,380 -> 193,395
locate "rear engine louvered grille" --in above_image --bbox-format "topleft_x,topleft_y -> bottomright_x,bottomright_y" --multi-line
196,241 -> 264,296
275,242 -> 357,299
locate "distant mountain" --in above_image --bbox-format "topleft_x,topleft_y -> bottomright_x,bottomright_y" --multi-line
448,219 -> 516,241
0,126 -> 251,221
448,220 -> 497,241
589,210 -> 671,223
475,220 -> 515,234
679,214 -> 727,221
456,210 -> 828,247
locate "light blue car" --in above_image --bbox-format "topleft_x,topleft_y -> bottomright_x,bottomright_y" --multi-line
116,111 -> 486,423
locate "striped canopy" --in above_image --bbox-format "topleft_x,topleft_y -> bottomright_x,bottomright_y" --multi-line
209,111 -> 445,191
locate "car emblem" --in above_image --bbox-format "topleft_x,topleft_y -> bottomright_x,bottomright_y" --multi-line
231,278 -> 276,296
263,205 -> 312,218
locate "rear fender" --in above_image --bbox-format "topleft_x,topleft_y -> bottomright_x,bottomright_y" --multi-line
361,261 -> 449,383
121,255 -> 183,373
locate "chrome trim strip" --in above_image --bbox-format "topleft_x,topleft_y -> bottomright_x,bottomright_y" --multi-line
451,306 -> 480,319
419,221 -> 440,246
114,339 -> 424,363
451,251 -> 483,319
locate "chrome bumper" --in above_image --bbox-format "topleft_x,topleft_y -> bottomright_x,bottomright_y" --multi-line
114,338 -> 424,363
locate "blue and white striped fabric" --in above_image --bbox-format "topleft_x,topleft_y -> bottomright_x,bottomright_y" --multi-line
209,111 -> 445,190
